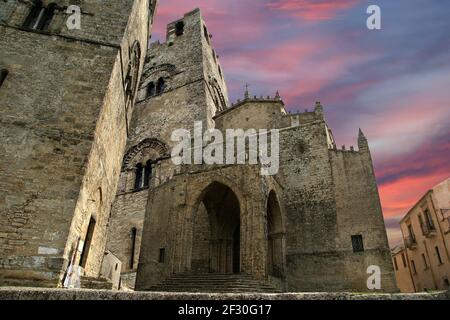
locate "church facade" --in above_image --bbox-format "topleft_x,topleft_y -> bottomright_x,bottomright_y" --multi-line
0,1 -> 396,292
107,9 -> 396,292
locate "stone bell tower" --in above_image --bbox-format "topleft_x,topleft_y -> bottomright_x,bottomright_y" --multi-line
105,8 -> 229,288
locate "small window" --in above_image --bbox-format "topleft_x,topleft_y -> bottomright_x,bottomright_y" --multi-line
135,163 -> 143,190
159,248 -> 165,263
204,25 -> 210,43
147,82 -> 155,97
143,160 -> 152,188
0,69 -> 8,87
130,227 -> 137,269
175,21 -> 184,36
424,209 -> 435,230
411,260 -> 417,274
218,65 -> 223,78
435,246 -> 443,265
401,253 -> 407,268
393,257 -> 398,271
23,2 -> 56,31
156,77 -> 165,95
351,235 -> 364,253
422,253 -> 428,269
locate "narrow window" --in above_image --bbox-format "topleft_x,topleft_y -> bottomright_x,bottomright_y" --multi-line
393,257 -> 398,271
135,163 -> 143,190
218,65 -> 223,78
40,3 -> 56,31
80,217 -> 96,269
23,0 -> 44,29
435,246 -> 443,265
408,225 -> 416,242
143,160 -> 152,188
156,77 -> 165,95
175,21 -> 184,36
422,253 -> 428,269
411,260 -> 417,274
159,248 -> 165,263
23,2 -> 56,31
130,227 -> 137,269
0,69 -> 8,87
351,235 -> 364,253
204,25 -> 209,43
401,253 -> 407,268
147,82 -> 155,97
424,209 -> 435,230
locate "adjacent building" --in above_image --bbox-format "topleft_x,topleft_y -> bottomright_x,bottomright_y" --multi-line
394,178 -> 450,292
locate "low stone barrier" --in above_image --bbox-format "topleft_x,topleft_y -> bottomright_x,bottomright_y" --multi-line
0,287 -> 448,300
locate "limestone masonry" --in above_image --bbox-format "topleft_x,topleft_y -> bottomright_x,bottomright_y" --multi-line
1,1 -> 397,293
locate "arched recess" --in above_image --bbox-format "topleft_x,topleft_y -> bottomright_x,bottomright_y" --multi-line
267,190 -> 285,278
191,181 -> 242,274
209,77 -> 227,112
122,138 -> 169,171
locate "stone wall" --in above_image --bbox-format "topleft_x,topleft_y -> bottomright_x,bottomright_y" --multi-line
0,0 -> 156,287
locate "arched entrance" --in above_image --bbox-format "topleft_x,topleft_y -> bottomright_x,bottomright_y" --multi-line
192,182 -> 241,274
267,191 -> 284,278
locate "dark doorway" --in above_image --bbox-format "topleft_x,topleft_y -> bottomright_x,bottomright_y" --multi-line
80,217 -> 96,269
192,182 -> 241,274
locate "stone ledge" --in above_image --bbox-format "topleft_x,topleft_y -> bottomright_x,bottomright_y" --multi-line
0,287 -> 448,300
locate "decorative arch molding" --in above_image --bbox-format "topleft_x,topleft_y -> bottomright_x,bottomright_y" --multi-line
208,77 -> 227,112
141,63 -> 177,84
122,138 -> 169,171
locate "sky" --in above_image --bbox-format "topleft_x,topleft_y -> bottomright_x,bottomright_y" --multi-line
150,0 -> 450,247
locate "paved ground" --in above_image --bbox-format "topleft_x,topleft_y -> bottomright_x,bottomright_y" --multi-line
0,287 -> 448,300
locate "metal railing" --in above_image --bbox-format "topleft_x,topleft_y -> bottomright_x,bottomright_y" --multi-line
405,235 -> 418,249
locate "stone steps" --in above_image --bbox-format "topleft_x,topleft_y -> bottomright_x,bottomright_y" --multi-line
80,276 -> 113,290
149,273 -> 281,293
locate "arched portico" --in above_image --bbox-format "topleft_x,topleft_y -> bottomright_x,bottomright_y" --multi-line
191,181 -> 241,274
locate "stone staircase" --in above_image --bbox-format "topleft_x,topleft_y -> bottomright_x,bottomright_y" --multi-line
148,273 -> 281,293
80,276 -> 113,290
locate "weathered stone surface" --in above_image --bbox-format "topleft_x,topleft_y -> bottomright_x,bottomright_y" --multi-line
0,0 -> 157,286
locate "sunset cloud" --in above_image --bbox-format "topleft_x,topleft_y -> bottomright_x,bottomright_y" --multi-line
266,0 -> 360,20
151,0 -> 450,247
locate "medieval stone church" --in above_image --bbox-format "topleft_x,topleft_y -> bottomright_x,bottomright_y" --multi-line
0,1 -> 396,293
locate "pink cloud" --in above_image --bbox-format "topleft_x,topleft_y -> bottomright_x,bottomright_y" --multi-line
267,0 -> 360,21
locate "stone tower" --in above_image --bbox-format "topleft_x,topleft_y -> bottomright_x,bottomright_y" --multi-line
0,0 -> 158,287
105,8 -> 229,287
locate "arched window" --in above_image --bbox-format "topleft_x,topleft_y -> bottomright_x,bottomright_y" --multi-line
23,0 -> 44,29
23,1 -> 56,31
40,3 -> 57,31
0,69 -> 8,88
175,21 -> 185,36
147,82 -> 155,97
125,41 -> 141,111
134,163 -> 143,190
143,160 -> 153,188
156,77 -> 165,95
